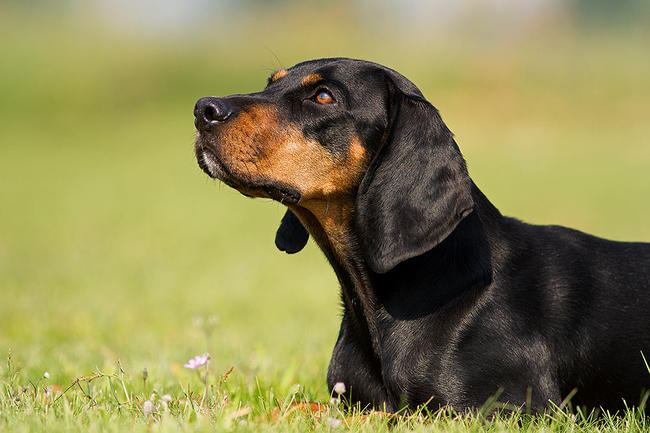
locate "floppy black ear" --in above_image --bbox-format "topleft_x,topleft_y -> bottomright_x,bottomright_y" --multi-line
355,71 -> 474,273
275,209 -> 309,254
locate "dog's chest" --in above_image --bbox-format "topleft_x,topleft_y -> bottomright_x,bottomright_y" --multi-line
378,320 -> 451,407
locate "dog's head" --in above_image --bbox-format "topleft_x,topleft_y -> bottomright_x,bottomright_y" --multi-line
194,58 -> 473,273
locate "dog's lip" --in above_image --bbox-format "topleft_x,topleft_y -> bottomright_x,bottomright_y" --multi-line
198,147 -> 222,180
196,145 -> 301,205
262,185 -> 301,205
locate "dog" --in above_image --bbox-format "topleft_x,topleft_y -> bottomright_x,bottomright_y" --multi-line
193,58 -> 650,413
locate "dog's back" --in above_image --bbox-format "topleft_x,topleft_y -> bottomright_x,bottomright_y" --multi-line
492,217 -> 650,409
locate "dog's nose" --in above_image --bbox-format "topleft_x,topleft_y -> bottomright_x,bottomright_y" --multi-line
194,97 -> 232,131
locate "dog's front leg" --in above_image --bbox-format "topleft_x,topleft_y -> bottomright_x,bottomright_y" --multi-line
326,313 -> 392,411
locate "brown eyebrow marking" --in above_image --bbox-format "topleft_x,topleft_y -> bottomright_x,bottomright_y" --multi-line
300,73 -> 323,86
270,69 -> 288,82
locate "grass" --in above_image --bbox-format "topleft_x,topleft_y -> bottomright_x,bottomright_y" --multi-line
1,352 -> 648,433
1,3 -> 650,432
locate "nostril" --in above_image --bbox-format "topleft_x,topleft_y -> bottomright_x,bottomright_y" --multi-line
195,97 -> 232,130
206,101 -> 232,122
204,104 -> 219,122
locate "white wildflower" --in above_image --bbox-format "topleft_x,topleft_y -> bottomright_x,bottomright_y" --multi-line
43,371 -> 50,379
143,400 -> 155,416
333,382 -> 346,395
161,394 -> 172,403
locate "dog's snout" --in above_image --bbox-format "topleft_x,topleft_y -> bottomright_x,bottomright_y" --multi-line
194,97 -> 232,131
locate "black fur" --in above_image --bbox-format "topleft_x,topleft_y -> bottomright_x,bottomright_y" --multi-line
197,58 -> 650,413
356,70 -> 474,273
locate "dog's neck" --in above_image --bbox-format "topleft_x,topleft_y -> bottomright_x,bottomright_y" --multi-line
290,184 -> 499,357
290,198 -> 382,355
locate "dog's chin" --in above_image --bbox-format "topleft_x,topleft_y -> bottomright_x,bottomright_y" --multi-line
196,146 -> 223,180
194,144 -> 302,205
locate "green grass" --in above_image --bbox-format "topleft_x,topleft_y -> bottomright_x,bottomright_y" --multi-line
1,4 -> 650,432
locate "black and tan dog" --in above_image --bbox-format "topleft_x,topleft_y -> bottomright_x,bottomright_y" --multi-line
193,58 -> 650,413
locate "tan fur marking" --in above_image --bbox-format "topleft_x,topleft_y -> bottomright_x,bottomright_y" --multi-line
298,137 -> 367,260
300,73 -> 323,87
216,104 -> 367,202
271,69 -> 288,82
213,105 -> 368,260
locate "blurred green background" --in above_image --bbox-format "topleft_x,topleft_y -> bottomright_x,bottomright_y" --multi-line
1,0 -> 649,399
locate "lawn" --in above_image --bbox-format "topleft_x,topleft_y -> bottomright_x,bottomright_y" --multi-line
1,4 -> 649,432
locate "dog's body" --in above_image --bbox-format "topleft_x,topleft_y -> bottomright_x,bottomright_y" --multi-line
193,58 -> 650,412
329,188 -> 650,411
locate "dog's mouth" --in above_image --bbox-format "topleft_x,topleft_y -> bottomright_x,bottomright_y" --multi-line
194,141 -> 302,205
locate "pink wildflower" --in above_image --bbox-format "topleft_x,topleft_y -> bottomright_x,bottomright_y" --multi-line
327,417 -> 342,428
184,354 -> 210,369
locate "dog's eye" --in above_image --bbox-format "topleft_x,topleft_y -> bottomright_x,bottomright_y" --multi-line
315,90 -> 334,104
